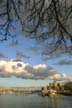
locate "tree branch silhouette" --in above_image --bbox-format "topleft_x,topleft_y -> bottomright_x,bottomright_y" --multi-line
0,0 -> 72,54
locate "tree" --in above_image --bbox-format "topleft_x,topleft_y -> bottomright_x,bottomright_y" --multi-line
64,81 -> 72,91
0,0 -> 72,54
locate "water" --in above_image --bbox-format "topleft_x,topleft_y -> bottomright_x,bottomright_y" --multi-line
0,94 -> 72,108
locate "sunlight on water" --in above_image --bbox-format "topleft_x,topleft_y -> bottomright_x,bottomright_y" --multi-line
0,94 -> 72,108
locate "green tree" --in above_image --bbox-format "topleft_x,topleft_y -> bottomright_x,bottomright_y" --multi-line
64,81 -> 72,91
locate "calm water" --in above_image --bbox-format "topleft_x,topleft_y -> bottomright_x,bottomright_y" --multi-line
0,94 -> 72,108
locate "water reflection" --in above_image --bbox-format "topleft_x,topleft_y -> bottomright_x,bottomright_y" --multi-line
49,96 -> 63,108
0,94 -> 72,108
45,95 -> 72,108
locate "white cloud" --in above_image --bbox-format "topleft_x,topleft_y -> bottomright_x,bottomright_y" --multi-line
45,73 -> 69,80
0,60 -> 71,80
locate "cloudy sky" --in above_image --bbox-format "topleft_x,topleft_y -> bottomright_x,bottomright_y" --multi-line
0,34 -> 72,87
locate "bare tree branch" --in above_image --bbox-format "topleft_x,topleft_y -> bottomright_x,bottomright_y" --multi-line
0,0 -> 72,54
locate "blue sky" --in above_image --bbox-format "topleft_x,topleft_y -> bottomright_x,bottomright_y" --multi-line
0,35 -> 72,87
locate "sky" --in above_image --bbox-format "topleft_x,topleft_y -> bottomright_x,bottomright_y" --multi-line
0,0 -> 72,88
0,34 -> 72,87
